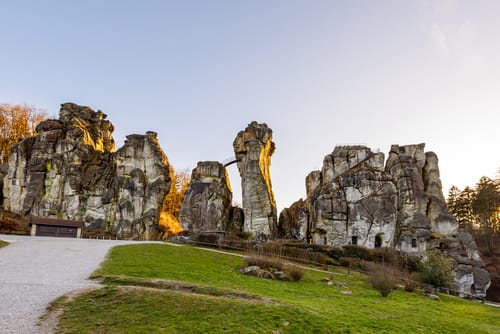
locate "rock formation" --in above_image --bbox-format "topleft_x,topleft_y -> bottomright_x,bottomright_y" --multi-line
2,103 -> 172,239
179,161 -> 233,234
0,163 -> 6,206
233,121 -> 277,238
280,144 -> 490,297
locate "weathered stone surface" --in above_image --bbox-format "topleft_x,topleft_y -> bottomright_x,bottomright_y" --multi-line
279,143 -> 490,297
2,103 -> 172,240
278,198 -> 308,241
233,121 -> 277,238
179,161 -> 233,234
300,145 -> 398,248
0,163 -> 6,205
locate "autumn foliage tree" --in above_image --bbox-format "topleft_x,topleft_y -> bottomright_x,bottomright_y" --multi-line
159,168 -> 191,236
447,176 -> 500,258
0,104 -> 48,163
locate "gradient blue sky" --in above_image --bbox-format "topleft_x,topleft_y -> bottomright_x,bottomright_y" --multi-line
1,0 -> 499,211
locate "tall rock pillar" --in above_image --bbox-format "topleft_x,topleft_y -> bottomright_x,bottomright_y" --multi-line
233,121 -> 277,238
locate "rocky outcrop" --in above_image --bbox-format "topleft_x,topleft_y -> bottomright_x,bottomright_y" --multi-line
278,199 -> 308,241
2,103 -> 172,239
179,161 -> 233,234
0,163 -> 6,205
280,144 -> 490,297
233,121 -> 277,238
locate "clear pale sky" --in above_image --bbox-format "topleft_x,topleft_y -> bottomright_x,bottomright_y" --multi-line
1,0 -> 499,212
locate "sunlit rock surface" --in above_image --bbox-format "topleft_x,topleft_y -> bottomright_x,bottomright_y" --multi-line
2,103 -> 172,239
233,121 -> 277,238
179,161 -> 233,234
279,143 -> 490,297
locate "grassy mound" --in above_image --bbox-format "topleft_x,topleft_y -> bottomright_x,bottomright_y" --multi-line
50,244 -> 500,333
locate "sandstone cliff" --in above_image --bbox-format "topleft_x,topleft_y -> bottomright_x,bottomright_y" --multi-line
179,161 -> 233,234
2,103 -> 172,239
233,121 -> 277,238
279,144 -> 490,297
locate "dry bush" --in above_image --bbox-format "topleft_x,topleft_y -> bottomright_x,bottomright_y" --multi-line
244,256 -> 284,271
242,256 -> 305,282
220,238 -> 253,251
286,266 -> 305,282
256,240 -> 286,258
370,247 -> 399,266
367,264 -> 398,297
234,231 -> 253,240
342,245 -> 373,260
339,257 -> 370,271
256,240 -> 335,266
195,233 -> 219,245
403,272 -> 420,292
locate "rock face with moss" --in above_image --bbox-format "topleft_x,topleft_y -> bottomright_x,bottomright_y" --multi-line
2,103 -> 172,239
179,161 -> 233,234
233,121 -> 277,238
279,144 -> 490,297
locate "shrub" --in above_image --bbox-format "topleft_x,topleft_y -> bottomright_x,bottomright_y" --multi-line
399,254 -> 423,273
255,240 -> 335,266
403,272 -> 420,293
339,257 -> 370,271
256,240 -> 286,258
368,264 -> 398,297
419,250 -> 453,288
244,256 -> 284,271
220,238 -> 253,251
242,256 -> 305,282
286,266 -> 305,282
326,247 -> 344,261
235,231 -> 253,240
342,245 -> 372,260
195,233 -> 219,245
370,247 -> 399,266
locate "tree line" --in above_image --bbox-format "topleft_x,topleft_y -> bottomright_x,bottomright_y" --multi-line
447,173 -> 500,258
0,103 -> 48,164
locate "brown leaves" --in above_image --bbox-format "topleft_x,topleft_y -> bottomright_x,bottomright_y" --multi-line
0,103 -> 48,163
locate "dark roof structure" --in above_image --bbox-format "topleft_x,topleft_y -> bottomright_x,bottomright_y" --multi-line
29,216 -> 84,228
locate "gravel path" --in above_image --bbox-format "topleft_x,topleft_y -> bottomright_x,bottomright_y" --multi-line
0,234 -> 162,334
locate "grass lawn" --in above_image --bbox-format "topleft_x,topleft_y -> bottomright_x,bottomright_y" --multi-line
0,240 -> 9,249
52,244 -> 500,333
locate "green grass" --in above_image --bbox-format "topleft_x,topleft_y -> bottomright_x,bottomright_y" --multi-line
54,244 -> 500,333
0,240 -> 9,249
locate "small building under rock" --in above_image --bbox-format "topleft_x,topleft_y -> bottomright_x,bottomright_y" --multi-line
29,216 -> 83,238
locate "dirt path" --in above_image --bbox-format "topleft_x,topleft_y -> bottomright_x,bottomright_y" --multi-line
0,234 -> 164,334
